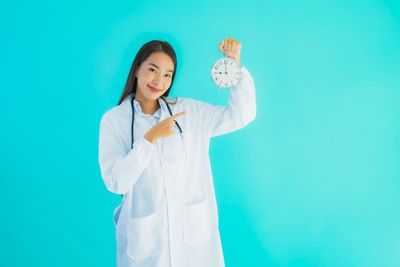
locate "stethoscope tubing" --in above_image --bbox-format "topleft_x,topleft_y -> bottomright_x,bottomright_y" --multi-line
130,95 -> 183,148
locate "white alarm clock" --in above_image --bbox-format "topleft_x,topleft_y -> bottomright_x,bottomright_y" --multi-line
210,56 -> 242,88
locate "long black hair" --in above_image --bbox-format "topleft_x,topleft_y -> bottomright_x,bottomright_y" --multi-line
117,40 -> 177,105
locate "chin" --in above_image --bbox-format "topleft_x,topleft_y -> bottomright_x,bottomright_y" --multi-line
144,93 -> 161,101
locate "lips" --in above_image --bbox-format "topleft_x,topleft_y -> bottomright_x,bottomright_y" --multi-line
148,85 -> 162,93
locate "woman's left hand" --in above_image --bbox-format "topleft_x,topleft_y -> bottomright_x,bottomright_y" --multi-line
219,38 -> 241,64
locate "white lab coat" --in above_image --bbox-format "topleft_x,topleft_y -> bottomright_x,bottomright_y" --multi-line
98,65 -> 256,267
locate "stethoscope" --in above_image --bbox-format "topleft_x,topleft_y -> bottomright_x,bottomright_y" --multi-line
130,94 -> 183,149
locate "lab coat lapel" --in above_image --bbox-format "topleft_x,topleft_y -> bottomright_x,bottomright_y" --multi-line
157,97 -> 188,163
157,97 -> 171,158
157,97 -> 171,122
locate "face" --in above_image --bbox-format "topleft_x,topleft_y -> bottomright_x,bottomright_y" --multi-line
135,52 -> 175,101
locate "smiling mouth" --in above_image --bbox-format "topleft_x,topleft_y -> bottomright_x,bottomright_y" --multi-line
148,85 -> 162,93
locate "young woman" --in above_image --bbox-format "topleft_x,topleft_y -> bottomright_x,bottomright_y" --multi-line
98,37 -> 256,267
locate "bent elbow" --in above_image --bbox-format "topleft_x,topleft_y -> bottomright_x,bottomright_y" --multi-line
102,171 -> 131,195
242,103 -> 257,126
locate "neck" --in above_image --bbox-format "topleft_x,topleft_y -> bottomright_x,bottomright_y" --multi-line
134,94 -> 160,115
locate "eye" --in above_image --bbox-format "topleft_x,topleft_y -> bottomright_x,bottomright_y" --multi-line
149,68 -> 156,73
165,74 -> 172,78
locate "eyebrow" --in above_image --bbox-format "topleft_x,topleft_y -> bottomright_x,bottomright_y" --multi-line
149,63 -> 174,73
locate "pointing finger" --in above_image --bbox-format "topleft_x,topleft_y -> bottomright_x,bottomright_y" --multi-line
171,111 -> 187,120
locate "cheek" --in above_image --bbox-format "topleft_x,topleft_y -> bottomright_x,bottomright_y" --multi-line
138,72 -> 151,85
142,71 -> 151,80
165,78 -> 172,88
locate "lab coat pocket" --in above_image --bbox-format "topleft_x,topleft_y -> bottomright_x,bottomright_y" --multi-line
126,213 -> 161,261
183,199 -> 211,246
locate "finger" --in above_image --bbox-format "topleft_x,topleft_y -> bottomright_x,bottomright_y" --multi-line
224,38 -> 232,52
233,42 -> 239,52
219,41 -> 224,53
229,39 -> 237,57
222,40 -> 228,54
227,39 -> 233,53
233,42 -> 240,57
230,42 -> 236,56
171,111 -> 187,119
223,39 -> 229,54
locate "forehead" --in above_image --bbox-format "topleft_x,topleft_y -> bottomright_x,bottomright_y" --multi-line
144,52 -> 174,70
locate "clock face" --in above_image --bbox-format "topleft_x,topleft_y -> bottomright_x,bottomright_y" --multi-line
211,57 -> 242,88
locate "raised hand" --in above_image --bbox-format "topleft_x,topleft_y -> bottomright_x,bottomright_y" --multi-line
219,37 -> 242,64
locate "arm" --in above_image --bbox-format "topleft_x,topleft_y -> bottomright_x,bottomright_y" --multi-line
98,114 -> 156,195
201,65 -> 256,138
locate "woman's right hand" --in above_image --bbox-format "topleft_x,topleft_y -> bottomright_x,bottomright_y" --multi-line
144,111 -> 187,143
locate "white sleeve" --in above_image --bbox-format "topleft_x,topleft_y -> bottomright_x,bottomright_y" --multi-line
98,114 -> 156,195
200,65 -> 256,138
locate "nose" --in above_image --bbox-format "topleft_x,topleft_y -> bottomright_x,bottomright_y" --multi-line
151,73 -> 162,88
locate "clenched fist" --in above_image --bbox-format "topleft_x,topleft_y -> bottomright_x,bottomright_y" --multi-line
219,38 -> 242,64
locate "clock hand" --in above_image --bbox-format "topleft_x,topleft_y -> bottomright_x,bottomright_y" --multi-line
224,60 -> 228,75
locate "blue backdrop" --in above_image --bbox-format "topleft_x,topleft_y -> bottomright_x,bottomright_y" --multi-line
1,0 -> 400,266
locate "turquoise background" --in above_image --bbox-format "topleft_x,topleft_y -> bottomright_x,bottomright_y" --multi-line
1,0 -> 400,266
